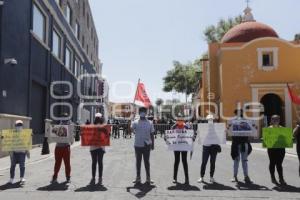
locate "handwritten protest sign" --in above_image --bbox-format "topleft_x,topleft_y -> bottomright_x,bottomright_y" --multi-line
81,125 -> 111,147
0,129 -> 32,152
46,125 -> 74,143
165,129 -> 194,151
198,123 -> 226,145
262,127 -> 293,148
228,119 -> 257,137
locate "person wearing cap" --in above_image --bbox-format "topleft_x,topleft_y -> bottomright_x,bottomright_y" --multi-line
293,120 -> 300,177
198,115 -> 221,184
228,109 -> 253,184
51,113 -> 74,184
267,115 -> 287,185
89,113 -> 106,186
169,114 -> 194,185
9,120 -> 30,185
131,107 -> 155,185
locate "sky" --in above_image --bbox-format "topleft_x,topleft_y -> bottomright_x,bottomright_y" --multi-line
89,0 -> 300,103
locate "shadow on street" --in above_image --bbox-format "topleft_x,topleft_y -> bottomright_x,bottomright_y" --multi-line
167,183 -> 200,191
273,184 -> 300,193
126,183 -> 156,199
0,182 -> 22,191
74,184 -> 108,192
236,181 -> 270,191
37,182 -> 69,191
202,181 -> 236,191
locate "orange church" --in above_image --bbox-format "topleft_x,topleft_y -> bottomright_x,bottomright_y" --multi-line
199,6 -> 300,132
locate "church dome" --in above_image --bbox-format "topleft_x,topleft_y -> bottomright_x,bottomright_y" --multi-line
221,7 -> 279,43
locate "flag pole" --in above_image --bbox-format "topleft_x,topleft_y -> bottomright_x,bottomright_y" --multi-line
133,79 -> 141,118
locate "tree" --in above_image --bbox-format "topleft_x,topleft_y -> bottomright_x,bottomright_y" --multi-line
294,34 -> 300,41
163,61 -> 201,102
204,15 -> 243,43
155,98 -> 164,107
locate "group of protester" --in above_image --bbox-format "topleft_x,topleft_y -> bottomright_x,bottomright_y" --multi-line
5,107 -> 300,188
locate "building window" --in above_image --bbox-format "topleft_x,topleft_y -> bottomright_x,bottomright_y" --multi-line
75,58 -> 80,77
52,28 -> 62,59
75,22 -> 80,40
65,46 -> 72,71
33,4 -> 46,42
82,1 -> 85,16
82,36 -> 85,47
65,4 -> 72,25
262,52 -> 273,66
257,48 -> 279,71
87,14 -> 90,28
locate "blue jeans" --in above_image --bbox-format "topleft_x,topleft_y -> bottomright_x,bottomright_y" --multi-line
10,152 -> 26,179
233,144 -> 248,177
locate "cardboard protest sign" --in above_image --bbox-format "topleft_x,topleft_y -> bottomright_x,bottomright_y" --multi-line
81,125 -> 111,147
198,123 -> 226,145
262,127 -> 293,148
46,125 -> 74,143
165,129 -> 194,151
228,119 -> 257,137
0,129 -> 32,152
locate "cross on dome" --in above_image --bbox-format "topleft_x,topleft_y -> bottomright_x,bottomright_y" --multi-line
243,0 -> 255,22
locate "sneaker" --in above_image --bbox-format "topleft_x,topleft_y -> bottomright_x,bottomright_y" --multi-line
90,178 -> 96,185
279,178 -> 287,186
244,176 -> 252,184
51,178 -> 58,184
197,177 -> 204,183
231,176 -> 238,183
184,179 -> 190,185
8,178 -> 14,184
133,177 -> 141,184
98,178 -> 103,186
210,177 -> 215,183
271,176 -> 278,185
66,177 -> 71,184
20,178 -> 26,185
146,177 -> 154,185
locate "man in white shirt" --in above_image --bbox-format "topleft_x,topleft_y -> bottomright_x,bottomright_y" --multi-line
131,107 -> 155,184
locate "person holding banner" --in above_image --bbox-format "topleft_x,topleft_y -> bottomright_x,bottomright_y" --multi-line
51,116 -> 73,184
170,117 -> 194,185
229,109 -> 253,184
293,121 -> 300,177
266,115 -> 287,185
89,113 -> 106,186
8,120 -> 30,185
131,107 -> 155,185
198,115 -> 221,184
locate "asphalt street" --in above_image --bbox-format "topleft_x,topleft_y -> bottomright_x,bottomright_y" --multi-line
0,138 -> 300,200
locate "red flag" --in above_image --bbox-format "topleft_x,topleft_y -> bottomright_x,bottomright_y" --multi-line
287,84 -> 300,105
134,81 -> 152,108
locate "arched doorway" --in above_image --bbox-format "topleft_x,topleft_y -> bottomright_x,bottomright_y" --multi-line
260,93 -> 285,126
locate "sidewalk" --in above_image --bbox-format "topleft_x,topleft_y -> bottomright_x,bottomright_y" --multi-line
0,142 -> 80,171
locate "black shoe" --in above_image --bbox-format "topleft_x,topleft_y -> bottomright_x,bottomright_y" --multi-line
244,176 -> 252,184
279,178 -> 287,186
51,177 -> 58,184
172,179 -> 177,184
90,178 -> 96,185
66,177 -> 71,184
271,176 -> 278,185
98,178 -> 103,186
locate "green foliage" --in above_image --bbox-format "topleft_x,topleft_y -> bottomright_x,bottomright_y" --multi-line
155,98 -> 164,107
204,15 -> 243,43
295,33 -> 300,41
163,61 -> 201,96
